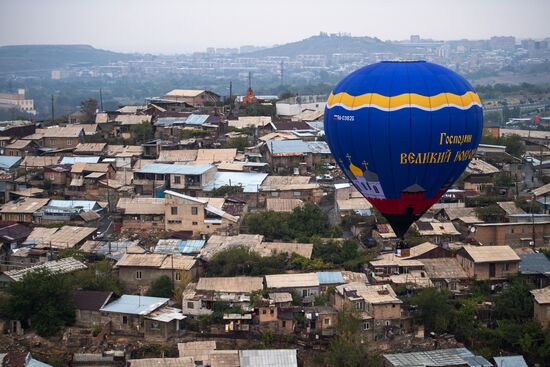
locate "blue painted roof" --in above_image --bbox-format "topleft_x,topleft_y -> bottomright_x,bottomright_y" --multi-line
137,163 -> 214,175
181,240 -> 206,253
60,156 -> 100,164
494,356 -> 528,367
100,295 -> 168,315
155,239 -> 206,254
0,155 -> 22,170
185,114 -> 210,125
316,271 -> 345,285
203,172 -> 268,193
519,253 -> 550,275
156,117 -> 186,126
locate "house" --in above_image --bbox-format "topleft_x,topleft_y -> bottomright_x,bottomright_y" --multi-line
519,252 -> 550,288
257,293 -> 295,335
199,234 -> 264,261
334,283 -> 403,341
228,116 -> 272,130
253,242 -> 314,259
316,271 -> 345,291
26,225 -> 97,249
115,197 -> 165,232
34,199 -> 103,225
161,89 -> 221,107
202,171 -> 268,207
39,126 -> 85,149
8,247 -> 49,270
0,351 -> 54,367
0,198 -> 49,223
154,239 -> 206,255
302,306 -> 338,337
265,273 -> 320,303
43,164 -> 72,189
457,245 -> 520,281
20,156 -> 61,170
0,257 -> 86,287
164,190 -> 240,238
259,176 -> 323,205
383,348 -> 492,367
157,149 -> 197,163
463,158 -> 499,193
419,258 -> 469,293
3,139 -> 39,157
73,290 -> 113,327
413,221 -> 461,244
133,163 -> 216,195
99,294 -> 185,340
531,286 -> 550,329
182,276 -> 263,318
115,253 -> 198,293
0,223 -> 32,249
470,221 -> 550,247
195,148 -> 237,164
262,139 -> 332,173
0,155 -> 22,171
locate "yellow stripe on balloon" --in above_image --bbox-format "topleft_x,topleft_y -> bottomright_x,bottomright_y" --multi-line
327,91 -> 481,111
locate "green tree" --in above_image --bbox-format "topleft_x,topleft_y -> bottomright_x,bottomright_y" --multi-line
494,172 -> 513,187
501,134 -> 525,158
210,184 -> 244,196
147,276 -> 173,298
5,268 -> 75,336
475,205 -> 505,223
287,203 -> 330,240
130,121 -> 153,143
326,307 -> 371,367
411,287 -> 453,334
228,136 -> 248,151
244,210 -> 290,240
72,260 -> 123,293
495,278 -> 534,321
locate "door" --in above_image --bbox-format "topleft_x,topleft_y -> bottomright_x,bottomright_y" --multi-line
489,263 -> 496,278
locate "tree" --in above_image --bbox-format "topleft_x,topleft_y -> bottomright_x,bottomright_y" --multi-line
72,260 -> 123,293
494,172 -> 513,187
130,121 -> 153,143
475,205 -> 505,223
411,287 -> 453,334
147,276 -> 173,298
210,184 -> 244,196
5,268 -> 75,336
80,98 -> 98,122
495,278 -> 534,321
326,307 -> 371,367
287,203 -> 330,240
228,136 -> 249,151
244,210 -> 290,240
501,134 -> 525,158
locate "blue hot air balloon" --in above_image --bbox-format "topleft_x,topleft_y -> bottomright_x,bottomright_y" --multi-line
324,61 -> 483,238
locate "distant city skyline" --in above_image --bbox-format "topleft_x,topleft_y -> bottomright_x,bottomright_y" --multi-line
1,0 -> 549,54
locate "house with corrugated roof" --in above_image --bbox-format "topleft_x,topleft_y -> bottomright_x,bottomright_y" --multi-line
115,253 -> 198,293
161,89 -> 221,107
261,139 -> 333,173
99,294 -> 186,340
0,197 -> 49,223
259,176 -> 323,205
115,197 -> 165,232
457,245 -> 520,281
133,163 -> 216,195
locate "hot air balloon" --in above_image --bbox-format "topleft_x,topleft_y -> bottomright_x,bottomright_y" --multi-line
324,61 -> 483,239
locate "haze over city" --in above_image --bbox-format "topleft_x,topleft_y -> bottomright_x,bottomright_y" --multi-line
1,0 -> 549,53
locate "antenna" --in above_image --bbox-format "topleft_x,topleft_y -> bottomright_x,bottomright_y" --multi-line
280,60 -> 284,86
51,95 -> 55,124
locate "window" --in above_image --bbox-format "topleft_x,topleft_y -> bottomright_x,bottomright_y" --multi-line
174,175 -> 181,184
363,322 -> 370,330
136,271 -> 142,279
270,308 -> 274,315
503,263 -> 510,271
293,191 -> 301,196
262,309 -> 267,315
192,221 -> 198,225
282,321 -> 286,327
66,139 -> 72,146
171,207 -> 178,215
151,321 -> 160,330
187,302 -> 194,309
49,174 -> 55,181
122,316 -> 128,325
385,320 -> 391,326
324,318 -> 331,326
271,192 -> 279,197
49,138 -> 56,145
176,272 -> 181,281
191,207 -> 198,215
302,289 -> 308,297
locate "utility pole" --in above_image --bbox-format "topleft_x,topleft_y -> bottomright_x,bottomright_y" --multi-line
280,60 -> 284,86
229,80 -> 233,99
248,72 -> 252,89
51,95 -> 55,124
99,88 -> 104,111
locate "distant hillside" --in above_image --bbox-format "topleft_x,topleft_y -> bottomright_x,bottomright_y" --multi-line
247,34 -> 399,57
0,44 -> 132,74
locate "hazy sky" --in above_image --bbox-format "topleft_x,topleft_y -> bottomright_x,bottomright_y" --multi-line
1,0 -> 548,54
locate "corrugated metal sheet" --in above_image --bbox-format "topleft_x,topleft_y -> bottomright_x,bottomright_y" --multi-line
239,349 -> 297,367
137,163 -> 213,175
316,271 -> 344,285
60,156 -> 100,164
384,348 -> 492,367
519,253 -> 550,275
204,172 -> 268,193
186,114 -> 210,125
494,356 -> 528,367
100,295 -> 168,315
47,200 -> 99,211
0,155 -> 22,170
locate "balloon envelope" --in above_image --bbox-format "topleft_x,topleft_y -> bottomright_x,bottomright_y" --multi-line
324,61 -> 483,238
